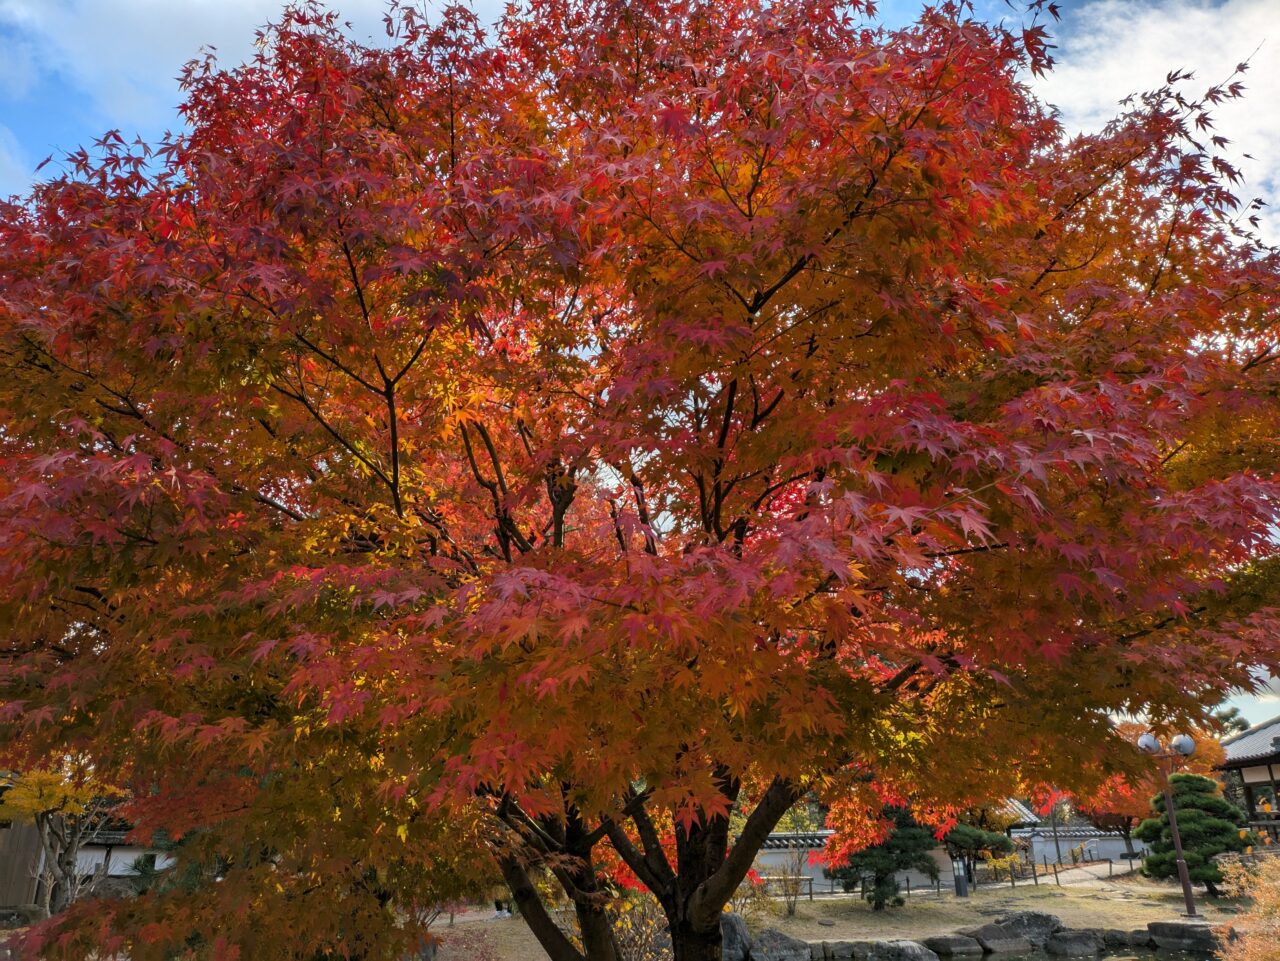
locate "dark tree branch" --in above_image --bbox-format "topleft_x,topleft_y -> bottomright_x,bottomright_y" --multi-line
497,856 -> 587,961
689,777 -> 802,927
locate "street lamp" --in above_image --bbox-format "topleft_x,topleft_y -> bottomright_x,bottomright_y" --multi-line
1138,732 -> 1198,917
951,855 -> 969,898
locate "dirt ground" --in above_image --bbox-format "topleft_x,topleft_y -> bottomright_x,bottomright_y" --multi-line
433,871 -> 1244,961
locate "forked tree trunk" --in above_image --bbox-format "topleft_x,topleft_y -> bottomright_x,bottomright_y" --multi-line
670,919 -> 723,961
506,776 -> 801,961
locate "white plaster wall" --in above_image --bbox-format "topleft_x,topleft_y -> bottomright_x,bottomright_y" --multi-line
74,845 -> 176,878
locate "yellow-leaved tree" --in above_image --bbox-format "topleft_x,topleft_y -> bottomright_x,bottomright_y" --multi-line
1221,856 -> 1280,961
0,761 -> 121,918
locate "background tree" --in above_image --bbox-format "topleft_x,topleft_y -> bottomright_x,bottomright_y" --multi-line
0,762 -> 120,918
2,1 -> 1280,960
1076,723 -> 1226,856
1221,855 -> 1280,961
940,824 -> 1013,886
1075,778 -> 1150,857
760,800 -> 824,917
826,808 -> 939,910
1214,707 -> 1250,737
1134,773 -> 1254,897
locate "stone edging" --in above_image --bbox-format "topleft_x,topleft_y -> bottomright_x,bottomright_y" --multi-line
733,909 -> 1230,961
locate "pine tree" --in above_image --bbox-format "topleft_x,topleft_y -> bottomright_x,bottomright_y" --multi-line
1135,773 -> 1254,896
827,809 -> 939,910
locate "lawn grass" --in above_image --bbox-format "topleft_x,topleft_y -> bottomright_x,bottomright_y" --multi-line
434,875 -> 1244,961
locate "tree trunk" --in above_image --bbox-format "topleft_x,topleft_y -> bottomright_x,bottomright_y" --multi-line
670,920 -> 723,961
507,775 -> 799,961
570,877 -> 619,961
37,868 -> 53,921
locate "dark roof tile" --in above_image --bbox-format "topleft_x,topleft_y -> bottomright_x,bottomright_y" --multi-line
1222,715 -> 1280,766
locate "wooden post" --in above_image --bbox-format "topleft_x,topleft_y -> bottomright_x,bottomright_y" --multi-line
1052,860 -> 1060,886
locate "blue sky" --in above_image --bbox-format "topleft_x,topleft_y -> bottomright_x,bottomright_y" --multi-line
2,0 -> 1275,235
0,0 -> 1277,725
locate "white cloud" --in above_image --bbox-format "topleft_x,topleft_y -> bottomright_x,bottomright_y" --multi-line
0,1 -> 500,130
0,33 -> 37,100
0,123 -> 31,198
1224,669 -> 1280,726
1032,0 -> 1280,243
2,1 -> 1274,242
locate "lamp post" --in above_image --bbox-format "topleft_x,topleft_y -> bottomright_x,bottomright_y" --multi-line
1137,732 -> 1198,917
951,855 -> 969,898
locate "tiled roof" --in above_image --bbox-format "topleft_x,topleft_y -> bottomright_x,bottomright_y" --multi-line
1012,825 -> 1127,839
84,828 -> 132,845
999,798 -> 1041,826
1223,715 -> 1280,767
760,831 -> 833,850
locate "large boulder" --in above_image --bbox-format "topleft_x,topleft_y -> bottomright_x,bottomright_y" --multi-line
721,912 -> 753,961
824,940 -> 874,960
957,925 -> 1032,955
867,940 -> 939,961
991,911 -> 1065,948
922,935 -> 984,957
1126,929 -> 1155,949
1100,931 -> 1127,949
1044,930 -> 1103,956
1147,920 -> 1223,953
753,929 -> 813,961
1101,928 -> 1153,949
0,905 -> 45,929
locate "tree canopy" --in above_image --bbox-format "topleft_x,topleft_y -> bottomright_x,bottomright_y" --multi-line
1,1 -> 1279,959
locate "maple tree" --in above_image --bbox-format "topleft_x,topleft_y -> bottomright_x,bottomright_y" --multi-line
2,0 -> 1280,959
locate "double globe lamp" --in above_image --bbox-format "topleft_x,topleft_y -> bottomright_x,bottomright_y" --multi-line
1137,732 -> 1198,917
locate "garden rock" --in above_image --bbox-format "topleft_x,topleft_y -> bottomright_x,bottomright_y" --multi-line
753,928 -> 812,961
922,935 -> 984,957
991,911 -> 1065,947
823,940 -> 873,960
957,925 -> 1032,955
867,939 -> 939,961
721,912 -> 753,961
1100,931 -> 1127,949
1125,929 -> 1154,948
1044,929 -> 1102,956
1147,920 -> 1221,953
0,906 -> 45,929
